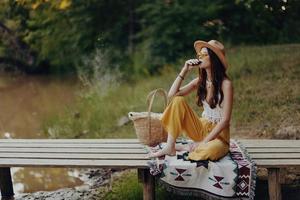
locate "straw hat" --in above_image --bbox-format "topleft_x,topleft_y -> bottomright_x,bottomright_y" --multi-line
194,39 -> 228,69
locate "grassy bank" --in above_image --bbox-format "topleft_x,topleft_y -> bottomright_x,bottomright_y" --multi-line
41,43 -> 300,199
101,169 -> 203,200
42,43 -> 300,139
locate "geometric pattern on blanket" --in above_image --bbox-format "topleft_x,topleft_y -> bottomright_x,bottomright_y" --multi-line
146,139 -> 256,200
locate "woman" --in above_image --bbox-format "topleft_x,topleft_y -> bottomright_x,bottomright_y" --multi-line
149,40 -> 233,161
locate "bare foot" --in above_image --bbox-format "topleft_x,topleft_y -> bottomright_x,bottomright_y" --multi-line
148,146 -> 176,158
175,143 -> 189,151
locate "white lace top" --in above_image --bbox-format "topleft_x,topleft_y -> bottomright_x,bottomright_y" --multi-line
201,100 -> 223,123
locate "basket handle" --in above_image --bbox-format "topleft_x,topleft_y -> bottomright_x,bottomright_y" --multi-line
146,88 -> 168,141
147,88 -> 168,112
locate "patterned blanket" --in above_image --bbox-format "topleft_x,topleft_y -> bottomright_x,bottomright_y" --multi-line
146,139 -> 256,200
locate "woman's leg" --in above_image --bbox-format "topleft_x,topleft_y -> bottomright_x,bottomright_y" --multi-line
148,132 -> 176,158
149,96 -> 204,158
188,139 -> 229,161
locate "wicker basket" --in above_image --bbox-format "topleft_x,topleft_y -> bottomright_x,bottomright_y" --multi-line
128,88 -> 168,146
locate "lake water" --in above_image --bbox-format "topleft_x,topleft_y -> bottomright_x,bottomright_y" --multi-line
0,72 -> 84,193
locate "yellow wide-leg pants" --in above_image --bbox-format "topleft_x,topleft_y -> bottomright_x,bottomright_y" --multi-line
161,96 -> 230,161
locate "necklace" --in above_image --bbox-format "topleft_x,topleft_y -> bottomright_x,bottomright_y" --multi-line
206,79 -> 213,88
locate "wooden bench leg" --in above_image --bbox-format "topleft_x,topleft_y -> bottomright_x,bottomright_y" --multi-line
268,168 -> 281,200
138,168 -> 155,200
0,167 -> 14,199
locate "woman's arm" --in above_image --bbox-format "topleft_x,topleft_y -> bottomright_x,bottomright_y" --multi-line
168,59 -> 200,99
202,79 -> 233,143
173,77 -> 199,97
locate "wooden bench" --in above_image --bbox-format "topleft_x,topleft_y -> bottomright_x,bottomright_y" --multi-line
0,139 -> 299,200
0,139 -> 152,200
238,139 -> 300,200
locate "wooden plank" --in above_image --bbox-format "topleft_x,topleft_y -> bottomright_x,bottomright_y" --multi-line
0,139 -> 140,143
0,158 -> 149,168
4,152 -> 299,160
0,157 -> 295,168
0,158 -> 297,168
248,153 -> 300,159
247,148 -> 300,153
0,148 -> 147,154
246,145 -> 300,148
239,139 -> 300,148
268,168 -> 281,200
243,144 -> 300,148
239,139 -> 300,143
253,159 -> 300,168
0,143 -> 144,148
0,138 -> 298,145
0,153 -> 148,160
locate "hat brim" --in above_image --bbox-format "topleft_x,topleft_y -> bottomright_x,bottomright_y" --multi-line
194,40 -> 228,69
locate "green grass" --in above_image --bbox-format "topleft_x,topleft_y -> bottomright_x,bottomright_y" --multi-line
102,170 -> 143,200
102,169 -> 201,200
42,43 -> 300,139
228,44 -> 300,137
41,67 -> 176,139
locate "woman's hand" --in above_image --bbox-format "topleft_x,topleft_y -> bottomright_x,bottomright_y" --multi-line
167,59 -> 201,99
188,141 -> 206,152
182,59 -> 201,73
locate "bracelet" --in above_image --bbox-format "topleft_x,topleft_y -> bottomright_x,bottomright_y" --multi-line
178,74 -> 184,80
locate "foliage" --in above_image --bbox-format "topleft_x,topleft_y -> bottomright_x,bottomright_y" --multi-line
135,0 -> 226,72
0,0 -> 138,74
0,0 -> 300,76
219,0 -> 300,44
15,0 -> 101,73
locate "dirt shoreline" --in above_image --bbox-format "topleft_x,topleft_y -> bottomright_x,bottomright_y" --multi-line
14,168 -> 119,200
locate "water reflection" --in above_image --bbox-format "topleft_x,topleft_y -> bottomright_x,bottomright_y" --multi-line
0,73 -> 79,138
0,72 -> 84,194
12,168 -> 83,193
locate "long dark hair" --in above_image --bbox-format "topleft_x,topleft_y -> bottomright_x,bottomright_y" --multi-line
196,48 -> 229,108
